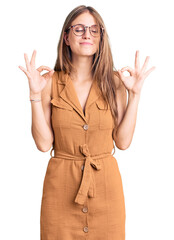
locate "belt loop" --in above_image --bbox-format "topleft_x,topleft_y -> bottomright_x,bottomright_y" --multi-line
50,147 -> 54,157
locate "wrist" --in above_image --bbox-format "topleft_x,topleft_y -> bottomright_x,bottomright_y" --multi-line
128,91 -> 141,102
30,92 -> 41,99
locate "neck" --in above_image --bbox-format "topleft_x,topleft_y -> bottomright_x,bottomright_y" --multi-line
70,54 -> 94,83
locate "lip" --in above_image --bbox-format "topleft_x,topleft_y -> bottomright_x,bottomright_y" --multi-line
80,42 -> 93,45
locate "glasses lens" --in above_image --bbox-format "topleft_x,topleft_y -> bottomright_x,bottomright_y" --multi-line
90,25 -> 100,36
73,25 -> 84,36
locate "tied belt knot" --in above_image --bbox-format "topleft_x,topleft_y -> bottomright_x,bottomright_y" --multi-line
50,144 -> 112,206
74,144 -> 102,205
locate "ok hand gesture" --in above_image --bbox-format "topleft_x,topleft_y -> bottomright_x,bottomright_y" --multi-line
18,50 -> 54,96
118,50 -> 156,95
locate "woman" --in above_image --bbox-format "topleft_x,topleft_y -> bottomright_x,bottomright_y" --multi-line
19,5 -> 155,240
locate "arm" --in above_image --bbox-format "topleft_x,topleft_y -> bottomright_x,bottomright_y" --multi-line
113,50 -> 155,150
113,83 -> 140,150
18,50 -> 54,152
30,75 -> 54,152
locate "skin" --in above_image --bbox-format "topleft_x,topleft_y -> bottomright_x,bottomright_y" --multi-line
18,12 -> 155,151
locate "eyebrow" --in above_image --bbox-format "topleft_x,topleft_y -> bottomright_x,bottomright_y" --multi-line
75,23 -> 98,26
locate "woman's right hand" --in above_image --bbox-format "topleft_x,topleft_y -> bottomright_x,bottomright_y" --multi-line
18,50 -> 54,97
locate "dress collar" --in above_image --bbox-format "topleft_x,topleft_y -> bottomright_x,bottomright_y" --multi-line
56,71 -> 102,122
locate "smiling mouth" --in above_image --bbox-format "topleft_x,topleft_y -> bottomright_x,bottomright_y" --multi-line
80,42 -> 93,45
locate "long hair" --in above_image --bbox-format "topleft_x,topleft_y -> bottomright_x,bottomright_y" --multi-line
54,5 -> 119,130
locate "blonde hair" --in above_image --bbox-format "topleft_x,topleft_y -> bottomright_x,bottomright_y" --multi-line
54,5 -> 119,129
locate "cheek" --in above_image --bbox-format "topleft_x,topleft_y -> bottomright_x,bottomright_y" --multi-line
68,35 -> 78,50
92,45 -> 99,54
93,43 -> 100,53
69,42 -> 79,53
94,39 -> 100,49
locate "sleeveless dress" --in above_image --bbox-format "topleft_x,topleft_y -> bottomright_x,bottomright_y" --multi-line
40,70 -> 126,240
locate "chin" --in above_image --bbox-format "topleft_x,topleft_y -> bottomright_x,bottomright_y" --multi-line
79,50 -> 97,56
80,53 -> 96,57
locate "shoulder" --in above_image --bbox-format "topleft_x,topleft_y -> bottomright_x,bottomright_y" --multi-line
113,70 -> 122,90
42,70 -> 68,101
113,70 -> 127,94
113,71 -> 119,87
41,71 -> 59,99
113,70 -> 127,126
41,75 -> 52,101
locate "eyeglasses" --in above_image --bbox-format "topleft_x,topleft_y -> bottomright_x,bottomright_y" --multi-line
66,24 -> 104,37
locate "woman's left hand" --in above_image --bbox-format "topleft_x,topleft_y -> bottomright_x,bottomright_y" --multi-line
117,50 -> 156,95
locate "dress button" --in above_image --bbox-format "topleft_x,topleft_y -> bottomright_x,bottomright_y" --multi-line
82,206 -> 88,213
81,164 -> 84,171
83,226 -> 88,233
83,124 -> 88,130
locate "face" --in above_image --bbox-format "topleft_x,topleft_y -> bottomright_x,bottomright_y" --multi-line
64,12 -> 101,59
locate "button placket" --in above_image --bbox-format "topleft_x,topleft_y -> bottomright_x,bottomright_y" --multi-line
81,124 -> 88,172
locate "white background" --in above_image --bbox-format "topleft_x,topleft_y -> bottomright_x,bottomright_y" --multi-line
0,0 -> 174,239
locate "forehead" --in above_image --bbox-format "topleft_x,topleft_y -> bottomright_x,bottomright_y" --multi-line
71,12 -> 98,26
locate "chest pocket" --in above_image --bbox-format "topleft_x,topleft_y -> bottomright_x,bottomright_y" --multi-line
51,98 -> 73,128
96,99 -> 113,129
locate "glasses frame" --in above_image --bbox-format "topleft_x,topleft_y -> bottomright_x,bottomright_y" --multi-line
66,24 -> 104,37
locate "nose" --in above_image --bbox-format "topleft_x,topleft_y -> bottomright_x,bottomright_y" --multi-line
82,27 -> 91,39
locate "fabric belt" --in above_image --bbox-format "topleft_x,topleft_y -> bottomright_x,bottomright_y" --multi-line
50,144 -> 113,205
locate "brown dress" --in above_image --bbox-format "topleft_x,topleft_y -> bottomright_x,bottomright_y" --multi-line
40,71 -> 126,240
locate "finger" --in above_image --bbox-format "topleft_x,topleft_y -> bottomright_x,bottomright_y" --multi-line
118,69 -> 126,82
24,53 -> 32,72
18,65 -> 32,79
120,66 -> 134,76
37,66 -> 54,73
141,56 -> 150,73
30,49 -> 36,68
49,70 -> 55,76
44,70 -> 55,81
144,66 -> 156,78
135,50 -> 140,71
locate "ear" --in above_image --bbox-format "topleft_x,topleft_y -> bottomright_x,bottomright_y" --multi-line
64,32 -> 70,46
